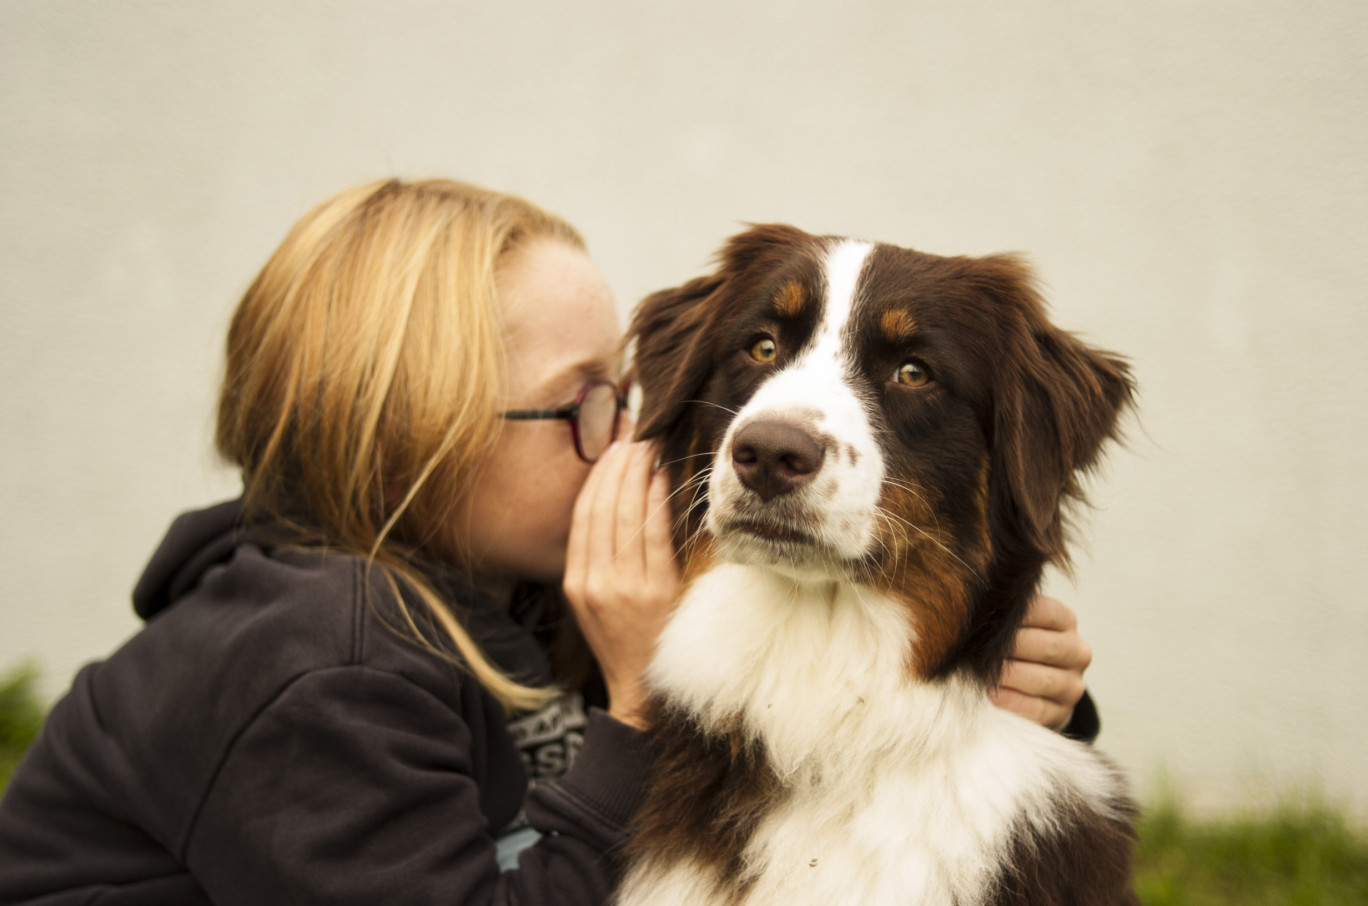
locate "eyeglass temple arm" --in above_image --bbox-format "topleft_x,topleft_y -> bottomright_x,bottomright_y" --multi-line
502,406 -> 576,420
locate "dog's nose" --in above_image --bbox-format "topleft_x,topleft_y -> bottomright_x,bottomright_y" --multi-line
731,420 -> 825,502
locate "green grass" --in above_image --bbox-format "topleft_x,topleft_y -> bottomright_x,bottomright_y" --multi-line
1136,795 -> 1368,905
1,661 -> 1365,904
0,661 -> 46,794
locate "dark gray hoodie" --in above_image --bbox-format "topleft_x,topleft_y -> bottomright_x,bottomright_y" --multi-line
0,499 -> 651,905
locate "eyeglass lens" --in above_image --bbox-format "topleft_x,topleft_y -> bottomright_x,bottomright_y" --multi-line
577,383 -> 621,462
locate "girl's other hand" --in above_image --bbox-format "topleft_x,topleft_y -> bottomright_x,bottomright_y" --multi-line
990,595 -> 1093,731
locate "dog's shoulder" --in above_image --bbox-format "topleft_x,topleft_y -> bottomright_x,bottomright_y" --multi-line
976,717 -> 1139,906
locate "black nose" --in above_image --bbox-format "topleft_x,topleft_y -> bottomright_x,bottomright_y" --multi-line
731,420 -> 825,502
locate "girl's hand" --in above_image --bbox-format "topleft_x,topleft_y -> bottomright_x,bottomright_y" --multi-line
990,595 -> 1093,731
562,441 -> 680,731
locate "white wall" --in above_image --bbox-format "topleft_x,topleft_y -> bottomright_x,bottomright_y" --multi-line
3,1 -> 1365,820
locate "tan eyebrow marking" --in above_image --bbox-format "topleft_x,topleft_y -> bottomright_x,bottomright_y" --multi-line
880,308 -> 918,342
774,280 -> 807,318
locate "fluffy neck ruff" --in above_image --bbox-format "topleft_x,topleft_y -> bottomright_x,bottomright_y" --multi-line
647,561 -> 993,781
626,560 -> 1132,906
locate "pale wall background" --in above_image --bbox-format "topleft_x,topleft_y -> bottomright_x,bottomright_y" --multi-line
3,1 -> 1365,820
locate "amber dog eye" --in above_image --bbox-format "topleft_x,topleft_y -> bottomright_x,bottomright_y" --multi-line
750,336 -> 778,363
893,360 -> 931,387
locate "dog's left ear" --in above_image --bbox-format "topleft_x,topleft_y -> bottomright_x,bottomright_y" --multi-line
984,257 -> 1136,565
628,273 -> 726,440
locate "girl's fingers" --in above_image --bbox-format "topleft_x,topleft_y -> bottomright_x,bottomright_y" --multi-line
585,442 -> 632,570
1021,595 -> 1076,632
989,685 -> 1070,731
612,443 -> 655,576
1011,596 -> 1092,675
568,443 -> 607,557
1010,627 -> 1091,671
997,659 -> 1083,708
566,441 -> 624,598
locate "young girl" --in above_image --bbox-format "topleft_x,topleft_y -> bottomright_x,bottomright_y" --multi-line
0,178 -> 1095,904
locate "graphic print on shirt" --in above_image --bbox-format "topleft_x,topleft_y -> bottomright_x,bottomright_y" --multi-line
506,691 -> 587,783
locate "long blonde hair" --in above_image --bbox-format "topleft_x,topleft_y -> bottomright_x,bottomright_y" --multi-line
216,177 -> 584,712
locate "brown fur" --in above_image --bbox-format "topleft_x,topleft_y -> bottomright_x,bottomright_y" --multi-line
862,474 -> 979,677
624,703 -> 780,905
773,279 -> 808,318
879,307 -> 918,343
987,785 -> 1141,906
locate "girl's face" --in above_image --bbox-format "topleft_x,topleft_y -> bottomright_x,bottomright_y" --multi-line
454,238 -> 624,596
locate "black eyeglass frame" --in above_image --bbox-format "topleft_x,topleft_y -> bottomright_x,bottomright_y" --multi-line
500,379 -> 631,464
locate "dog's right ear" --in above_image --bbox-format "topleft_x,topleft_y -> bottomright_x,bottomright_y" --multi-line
629,224 -> 814,440
628,273 -> 724,440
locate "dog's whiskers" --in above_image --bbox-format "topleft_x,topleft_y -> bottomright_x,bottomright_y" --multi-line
682,399 -> 741,418
669,466 -> 715,546
873,506 -> 981,580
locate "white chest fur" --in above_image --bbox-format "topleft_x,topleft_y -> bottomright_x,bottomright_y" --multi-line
617,564 -> 1126,906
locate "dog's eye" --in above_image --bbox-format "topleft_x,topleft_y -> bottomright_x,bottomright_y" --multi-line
750,336 -> 778,363
893,360 -> 931,387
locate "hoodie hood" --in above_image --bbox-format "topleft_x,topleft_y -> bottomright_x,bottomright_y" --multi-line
128,498 -> 575,685
132,498 -> 248,620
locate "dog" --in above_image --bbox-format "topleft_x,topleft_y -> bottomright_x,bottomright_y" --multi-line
614,224 -> 1139,906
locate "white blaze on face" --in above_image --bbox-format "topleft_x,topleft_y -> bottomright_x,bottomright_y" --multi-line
708,239 -> 886,571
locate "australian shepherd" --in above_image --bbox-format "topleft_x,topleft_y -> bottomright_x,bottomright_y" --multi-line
615,224 -> 1139,906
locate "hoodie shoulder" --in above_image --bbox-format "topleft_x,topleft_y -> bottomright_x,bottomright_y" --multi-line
133,498 -> 249,620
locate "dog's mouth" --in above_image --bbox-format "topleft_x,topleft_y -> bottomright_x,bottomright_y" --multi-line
721,518 -> 817,546
713,515 -> 855,580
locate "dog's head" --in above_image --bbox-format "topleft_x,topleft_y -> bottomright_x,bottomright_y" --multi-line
630,224 -> 1133,681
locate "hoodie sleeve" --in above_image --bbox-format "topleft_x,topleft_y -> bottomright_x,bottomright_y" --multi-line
184,665 -> 651,906
1061,689 -> 1100,743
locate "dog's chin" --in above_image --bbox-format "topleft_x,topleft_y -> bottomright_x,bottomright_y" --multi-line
711,518 -> 855,582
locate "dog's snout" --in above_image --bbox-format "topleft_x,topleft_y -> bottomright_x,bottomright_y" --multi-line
731,421 -> 825,502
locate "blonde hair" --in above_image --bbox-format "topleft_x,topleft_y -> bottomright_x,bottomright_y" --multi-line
216,177 -> 584,712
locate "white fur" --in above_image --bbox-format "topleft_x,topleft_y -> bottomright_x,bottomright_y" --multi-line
812,238 -> 870,350
619,569 -> 1126,906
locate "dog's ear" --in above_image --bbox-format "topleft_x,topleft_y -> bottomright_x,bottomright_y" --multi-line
629,224 -> 816,440
984,257 -> 1136,566
628,273 -> 726,440
718,222 -> 813,273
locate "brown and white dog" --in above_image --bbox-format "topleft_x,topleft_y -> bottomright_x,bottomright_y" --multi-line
615,225 -> 1139,906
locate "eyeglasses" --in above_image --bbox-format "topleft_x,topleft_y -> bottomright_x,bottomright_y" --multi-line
501,380 -> 630,464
